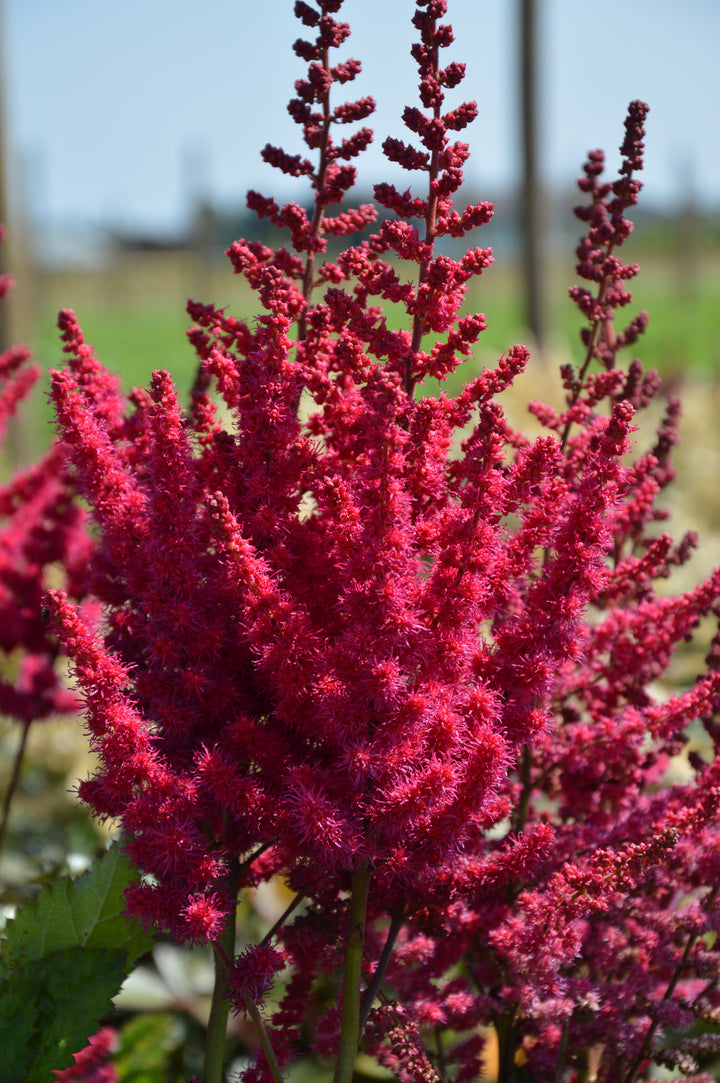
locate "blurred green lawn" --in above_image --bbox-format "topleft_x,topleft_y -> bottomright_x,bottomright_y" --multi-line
14,245 -> 720,452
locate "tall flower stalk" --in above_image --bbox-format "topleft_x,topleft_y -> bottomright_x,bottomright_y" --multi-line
40,2 -> 720,1081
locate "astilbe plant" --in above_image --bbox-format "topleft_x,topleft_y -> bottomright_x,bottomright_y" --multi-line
39,2 -> 720,1081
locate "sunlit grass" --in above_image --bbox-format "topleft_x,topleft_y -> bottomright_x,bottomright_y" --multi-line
17,247 -> 720,450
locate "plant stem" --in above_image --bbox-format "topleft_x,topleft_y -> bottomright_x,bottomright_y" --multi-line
243,992 -> 285,1083
260,892 -> 305,948
553,1019 -> 569,1083
203,866 -> 240,1083
359,907 -> 404,1032
0,718 -> 32,862
333,861 -> 372,1083
495,1008 -> 517,1083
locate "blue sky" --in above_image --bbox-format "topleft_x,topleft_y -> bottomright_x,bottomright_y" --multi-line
3,0 -> 720,236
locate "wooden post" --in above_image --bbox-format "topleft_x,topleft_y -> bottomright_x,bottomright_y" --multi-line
520,0 -> 545,350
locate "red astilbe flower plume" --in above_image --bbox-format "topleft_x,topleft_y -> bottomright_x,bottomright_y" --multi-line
371,101 -> 720,1083
0,229 -> 92,729
47,0 -> 632,948
208,0 -> 378,368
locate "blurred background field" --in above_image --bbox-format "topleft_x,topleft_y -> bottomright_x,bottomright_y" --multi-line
7,222 -> 720,427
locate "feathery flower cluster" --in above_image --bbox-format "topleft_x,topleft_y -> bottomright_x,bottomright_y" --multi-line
48,0 -> 629,938
0,228 -> 90,726
40,2 -> 720,1081
361,100 -> 720,1083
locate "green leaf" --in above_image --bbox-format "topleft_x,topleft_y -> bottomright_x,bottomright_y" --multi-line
0,946 -> 126,1083
0,843 -> 155,1082
1,841 -> 153,964
0,956 -> 41,1081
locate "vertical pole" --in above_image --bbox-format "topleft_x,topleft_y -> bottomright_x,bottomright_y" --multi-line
0,0 -> 12,358
520,0 -> 544,350
0,0 -> 37,463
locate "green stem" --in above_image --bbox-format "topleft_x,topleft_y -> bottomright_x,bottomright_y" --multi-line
0,718 -> 32,863
203,867 -> 240,1083
333,861 -> 372,1083
243,993 -> 285,1083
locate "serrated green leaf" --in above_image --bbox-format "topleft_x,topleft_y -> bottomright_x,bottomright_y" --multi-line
1,842 -> 153,966
0,845 -> 155,1082
34,946 -> 127,1080
0,956 -> 43,1083
0,946 -> 126,1083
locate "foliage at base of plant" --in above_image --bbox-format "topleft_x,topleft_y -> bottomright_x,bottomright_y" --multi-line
0,844 -> 152,1080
